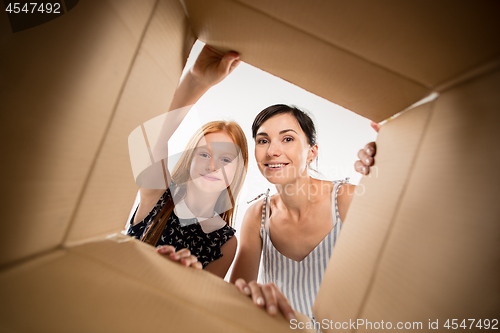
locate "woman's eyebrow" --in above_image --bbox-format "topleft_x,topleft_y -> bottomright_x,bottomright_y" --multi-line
256,129 -> 297,136
279,129 -> 297,135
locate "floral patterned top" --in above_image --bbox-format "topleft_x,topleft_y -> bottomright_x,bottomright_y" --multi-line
127,187 -> 235,268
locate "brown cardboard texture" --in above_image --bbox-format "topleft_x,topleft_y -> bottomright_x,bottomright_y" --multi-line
184,0 -> 500,121
1,0 -> 499,331
314,101 -> 435,324
315,68 -> 500,331
0,236 -> 312,332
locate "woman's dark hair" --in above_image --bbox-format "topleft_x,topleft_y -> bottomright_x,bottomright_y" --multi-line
252,104 -> 317,146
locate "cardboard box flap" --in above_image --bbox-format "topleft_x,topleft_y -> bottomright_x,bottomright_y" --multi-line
183,0 -> 430,122
314,100 -> 435,324
356,68 -> 500,325
0,0 -> 157,267
236,0 -> 500,88
0,237 -> 313,332
183,0 -> 500,121
314,69 -> 500,329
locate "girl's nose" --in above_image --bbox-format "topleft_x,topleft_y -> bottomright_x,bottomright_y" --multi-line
206,158 -> 219,172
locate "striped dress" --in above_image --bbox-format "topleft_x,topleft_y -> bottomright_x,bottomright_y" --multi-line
258,180 -> 346,320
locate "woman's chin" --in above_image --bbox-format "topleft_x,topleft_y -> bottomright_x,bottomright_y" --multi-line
260,167 -> 305,186
265,175 -> 293,186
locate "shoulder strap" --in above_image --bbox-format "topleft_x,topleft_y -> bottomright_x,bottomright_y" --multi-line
261,189 -> 270,230
331,178 -> 349,227
248,189 -> 271,231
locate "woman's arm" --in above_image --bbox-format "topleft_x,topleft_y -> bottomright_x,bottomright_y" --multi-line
229,201 -> 296,320
132,46 -> 240,225
229,200 -> 264,283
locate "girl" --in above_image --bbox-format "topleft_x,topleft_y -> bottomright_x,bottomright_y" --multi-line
230,105 -> 377,320
127,45 -> 247,279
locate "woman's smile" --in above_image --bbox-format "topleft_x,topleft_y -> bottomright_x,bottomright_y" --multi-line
264,162 -> 289,171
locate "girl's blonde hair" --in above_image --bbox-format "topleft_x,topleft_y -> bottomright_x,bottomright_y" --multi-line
141,121 -> 248,246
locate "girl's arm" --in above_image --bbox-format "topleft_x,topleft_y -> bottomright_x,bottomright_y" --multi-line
132,46 -> 240,225
204,236 -> 238,278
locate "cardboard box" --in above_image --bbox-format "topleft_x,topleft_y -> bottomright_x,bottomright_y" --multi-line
1,0 -> 499,331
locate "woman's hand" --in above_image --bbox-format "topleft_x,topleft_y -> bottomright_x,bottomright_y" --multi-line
190,45 -> 240,89
157,245 -> 202,269
234,278 -> 296,321
355,121 -> 380,175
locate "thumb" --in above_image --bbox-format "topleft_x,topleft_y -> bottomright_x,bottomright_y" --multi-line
229,59 -> 241,73
219,51 -> 240,75
370,121 -> 381,133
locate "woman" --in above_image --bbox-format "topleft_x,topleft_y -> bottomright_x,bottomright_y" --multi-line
127,45 -> 247,279
229,105 -> 377,320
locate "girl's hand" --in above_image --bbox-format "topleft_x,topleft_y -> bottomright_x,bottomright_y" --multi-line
157,245 -> 202,270
355,121 -> 380,175
234,278 -> 296,321
190,45 -> 240,88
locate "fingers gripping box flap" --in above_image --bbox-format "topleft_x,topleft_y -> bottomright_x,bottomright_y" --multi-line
314,69 -> 500,329
0,237 -> 313,332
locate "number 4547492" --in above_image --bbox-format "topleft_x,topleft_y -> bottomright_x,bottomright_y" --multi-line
5,3 -> 61,14
444,319 -> 498,330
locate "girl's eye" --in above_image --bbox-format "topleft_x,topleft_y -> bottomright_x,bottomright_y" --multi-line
283,136 -> 294,142
221,158 -> 232,164
257,138 -> 269,144
200,152 -> 210,158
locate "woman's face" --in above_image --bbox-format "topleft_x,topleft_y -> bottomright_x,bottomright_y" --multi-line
254,113 -> 316,185
189,131 -> 240,194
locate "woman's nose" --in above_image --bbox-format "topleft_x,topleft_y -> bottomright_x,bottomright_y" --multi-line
267,142 -> 282,157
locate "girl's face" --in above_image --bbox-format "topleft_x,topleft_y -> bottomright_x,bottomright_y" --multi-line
255,113 -> 317,185
189,131 -> 240,194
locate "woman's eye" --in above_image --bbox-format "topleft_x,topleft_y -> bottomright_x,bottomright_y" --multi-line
257,138 -> 269,144
283,137 -> 294,142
